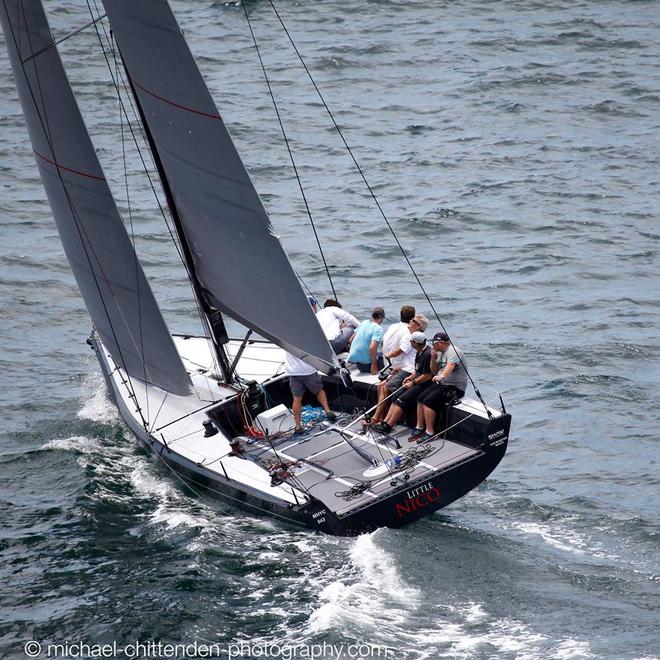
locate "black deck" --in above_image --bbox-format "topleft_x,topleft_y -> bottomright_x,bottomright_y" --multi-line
241,421 -> 481,517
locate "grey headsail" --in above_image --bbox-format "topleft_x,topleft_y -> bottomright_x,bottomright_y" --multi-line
0,0 -> 193,396
102,0 -> 339,374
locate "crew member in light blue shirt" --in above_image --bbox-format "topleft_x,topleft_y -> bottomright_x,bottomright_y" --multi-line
347,306 -> 385,374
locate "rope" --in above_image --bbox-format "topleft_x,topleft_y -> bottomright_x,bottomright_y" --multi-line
241,3 -> 338,301
335,481 -> 372,501
266,0 -> 492,416
114,37 -> 148,423
240,390 -> 311,496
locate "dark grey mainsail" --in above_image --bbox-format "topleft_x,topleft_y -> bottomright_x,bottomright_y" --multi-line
102,0 -> 339,374
0,0 -> 192,396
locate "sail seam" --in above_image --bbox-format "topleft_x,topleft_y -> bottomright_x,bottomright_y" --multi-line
132,79 -> 222,120
10,0 -> 147,421
85,0 -> 218,388
33,148 -> 105,181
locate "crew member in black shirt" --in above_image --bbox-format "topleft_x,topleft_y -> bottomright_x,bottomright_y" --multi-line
373,331 -> 433,434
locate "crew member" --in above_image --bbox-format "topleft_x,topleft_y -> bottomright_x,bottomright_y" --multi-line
372,331 -> 432,433
347,306 -> 386,374
316,299 -> 359,354
284,352 -> 337,435
410,331 -> 467,442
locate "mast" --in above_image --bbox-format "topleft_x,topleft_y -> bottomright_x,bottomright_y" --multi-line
101,0 -> 338,375
121,63 -> 233,382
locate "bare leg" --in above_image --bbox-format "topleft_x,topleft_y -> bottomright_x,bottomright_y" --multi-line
371,381 -> 389,423
292,395 -> 303,428
315,388 -> 331,414
384,403 -> 404,428
423,405 -> 437,435
416,402 -> 425,430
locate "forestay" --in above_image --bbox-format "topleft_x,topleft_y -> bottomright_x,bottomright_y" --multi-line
0,0 -> 193,396
102,0 -> 339,374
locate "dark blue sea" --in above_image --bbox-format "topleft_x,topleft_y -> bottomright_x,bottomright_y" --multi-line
1,1 -> 658,658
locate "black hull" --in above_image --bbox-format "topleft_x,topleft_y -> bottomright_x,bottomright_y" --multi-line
91,337 -> 509,536
333,440 -> 507,535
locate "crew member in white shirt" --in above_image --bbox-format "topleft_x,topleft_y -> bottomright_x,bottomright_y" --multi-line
370,309 -> 429,425
381,305 -> 416,369
284,352 -> 336,435
315,299 -> 359,354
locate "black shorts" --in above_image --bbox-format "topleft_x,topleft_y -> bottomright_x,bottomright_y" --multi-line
418,383 -> 465,410
394,381 -> 431,413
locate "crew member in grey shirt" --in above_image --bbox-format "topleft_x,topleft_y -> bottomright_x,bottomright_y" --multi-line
409,331 -> 468,442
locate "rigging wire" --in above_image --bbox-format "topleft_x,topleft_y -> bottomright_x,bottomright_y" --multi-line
149,390 -> 169,434
88,3 -> 218,347
294,269 -> 320,308
241,3 -> 338,301
266,0 -> 492,415
114,37 -> 149,423
85,1 -> 223,385
237,391 -> 311,496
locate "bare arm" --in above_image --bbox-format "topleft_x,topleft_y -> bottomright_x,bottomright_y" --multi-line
433,361 -> 456,383
369,340 -> 379,374
403,370 -> 433,388
416,373 -> 433,384
387,334 -> 409,360
430,349 -> 440,374
386,346 -> 403,359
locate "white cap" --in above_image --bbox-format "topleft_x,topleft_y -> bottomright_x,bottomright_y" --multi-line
409,331 -> 427,344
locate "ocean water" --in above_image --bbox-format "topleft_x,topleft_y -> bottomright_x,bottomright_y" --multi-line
0,1 -> 658,658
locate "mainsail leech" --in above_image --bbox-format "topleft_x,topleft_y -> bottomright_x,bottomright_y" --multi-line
101,0 -> 339,375
0,0 -> 193,397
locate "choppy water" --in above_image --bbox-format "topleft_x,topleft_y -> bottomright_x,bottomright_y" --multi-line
1,0 -> 659,658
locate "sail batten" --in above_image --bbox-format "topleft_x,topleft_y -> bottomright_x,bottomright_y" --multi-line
102,0 -> 339,374
0,0 -> 193,397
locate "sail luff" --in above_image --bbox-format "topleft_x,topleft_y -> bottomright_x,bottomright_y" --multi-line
0,0 -> 193,396
101,0 -> 339,374
121,62 -> 234,382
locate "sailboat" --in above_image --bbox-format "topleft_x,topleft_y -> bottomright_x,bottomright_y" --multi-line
1,0 -> 511,535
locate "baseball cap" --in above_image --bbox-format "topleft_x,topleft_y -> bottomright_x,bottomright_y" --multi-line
409,331 -> 427,344
432,331 -> 450,342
